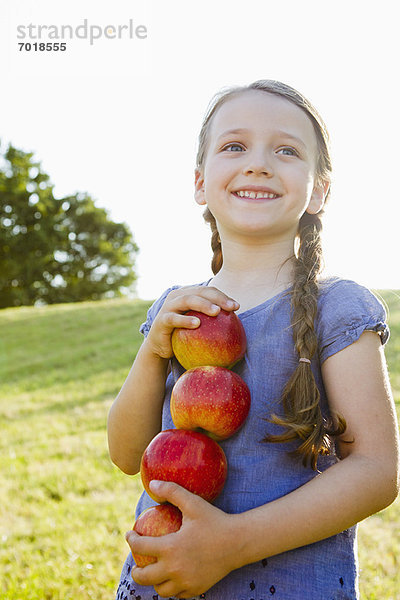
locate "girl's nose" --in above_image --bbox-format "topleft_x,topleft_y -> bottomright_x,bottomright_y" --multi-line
243,152 -> 274,177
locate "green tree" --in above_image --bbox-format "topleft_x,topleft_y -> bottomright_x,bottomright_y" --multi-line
0,142 -> 138,308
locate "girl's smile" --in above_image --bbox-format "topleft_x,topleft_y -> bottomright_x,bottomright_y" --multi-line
231,185 -> 281,201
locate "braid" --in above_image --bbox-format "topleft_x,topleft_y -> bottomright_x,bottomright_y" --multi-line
203,207 -> 223,274
264,211 -> 347,470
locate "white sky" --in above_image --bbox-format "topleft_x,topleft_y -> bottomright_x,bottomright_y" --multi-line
1,0 -> 399,300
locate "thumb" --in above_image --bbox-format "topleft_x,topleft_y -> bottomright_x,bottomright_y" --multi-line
149,480 -> 202,513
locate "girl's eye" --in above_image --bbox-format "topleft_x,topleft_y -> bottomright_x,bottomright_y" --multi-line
277,147 -> 299,157
222,143 -> 245,152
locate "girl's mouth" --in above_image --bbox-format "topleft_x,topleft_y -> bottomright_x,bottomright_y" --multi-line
232,190 -> 280,200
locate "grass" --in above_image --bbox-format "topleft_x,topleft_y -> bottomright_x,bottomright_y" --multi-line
0,298 -> 148,599
0,290 -> 399,599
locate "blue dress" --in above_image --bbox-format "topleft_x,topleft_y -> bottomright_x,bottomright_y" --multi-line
115,276 -> 389,600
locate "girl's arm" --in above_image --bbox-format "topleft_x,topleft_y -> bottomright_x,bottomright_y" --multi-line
107,339 -> 171,475
233,330 -> 399,563
128,330 -> 399,598
107,286 -> 240,475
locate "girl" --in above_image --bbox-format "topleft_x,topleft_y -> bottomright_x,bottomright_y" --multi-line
108,80 -> 399,600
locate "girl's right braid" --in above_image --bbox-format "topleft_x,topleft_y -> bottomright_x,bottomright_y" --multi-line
203,207 -> 223,275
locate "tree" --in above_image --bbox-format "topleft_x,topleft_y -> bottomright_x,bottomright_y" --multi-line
0,142 -> 138,308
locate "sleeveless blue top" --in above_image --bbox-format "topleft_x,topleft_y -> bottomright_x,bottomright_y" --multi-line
115,276 -> 389,600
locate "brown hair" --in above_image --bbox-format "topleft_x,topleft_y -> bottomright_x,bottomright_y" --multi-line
196,80 -> 346,470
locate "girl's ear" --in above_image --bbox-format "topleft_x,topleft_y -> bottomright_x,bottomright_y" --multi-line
194,168 -> 206,206
306,178 -> 330,215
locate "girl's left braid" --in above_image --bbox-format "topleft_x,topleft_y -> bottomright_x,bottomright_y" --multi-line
264,211 -> 347,469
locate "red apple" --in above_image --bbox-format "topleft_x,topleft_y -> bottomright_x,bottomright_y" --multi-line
132,503 -> 182,567
140,429 -> 227,503
171,309 -> 246,370
171,366 -> 251,441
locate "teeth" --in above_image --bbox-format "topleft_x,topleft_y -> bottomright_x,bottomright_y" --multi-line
236,190 -> 278,199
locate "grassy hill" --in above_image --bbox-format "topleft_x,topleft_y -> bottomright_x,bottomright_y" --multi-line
0,292 -> 399,599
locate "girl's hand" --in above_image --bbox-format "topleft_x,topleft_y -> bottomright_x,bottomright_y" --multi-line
126,480 -> 240,599
145,286 -> 240,361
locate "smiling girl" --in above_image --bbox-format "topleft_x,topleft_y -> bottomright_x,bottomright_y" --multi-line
108,80 -> 399,600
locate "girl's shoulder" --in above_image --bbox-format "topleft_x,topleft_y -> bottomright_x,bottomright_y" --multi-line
316,275 -> 389,363
318,274 -> 381,296
317,275 -> 387,317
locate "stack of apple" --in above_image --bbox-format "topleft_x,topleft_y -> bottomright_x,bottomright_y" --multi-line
132,309 -> 250,566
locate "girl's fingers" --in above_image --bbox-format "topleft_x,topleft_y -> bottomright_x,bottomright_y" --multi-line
126,530 -> 164,559
131,555 -> 186,597
154,580 -> 186,599
129,537 -> 186,597
168,288 -> 239,316
148,480 -> 204,513
192,285 -> 240,310
160,312 -> 201,330
131,562 -> 168,587
146,286 -> 241,357
169,294 -> 220,317
174,591 -> 190,600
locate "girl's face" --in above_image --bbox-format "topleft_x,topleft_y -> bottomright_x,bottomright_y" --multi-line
195,90 -> 328,241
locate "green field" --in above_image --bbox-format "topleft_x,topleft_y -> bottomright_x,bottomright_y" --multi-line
1,292 -> 399,599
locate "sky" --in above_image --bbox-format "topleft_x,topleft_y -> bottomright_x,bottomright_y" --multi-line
1,0 -> 399,300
